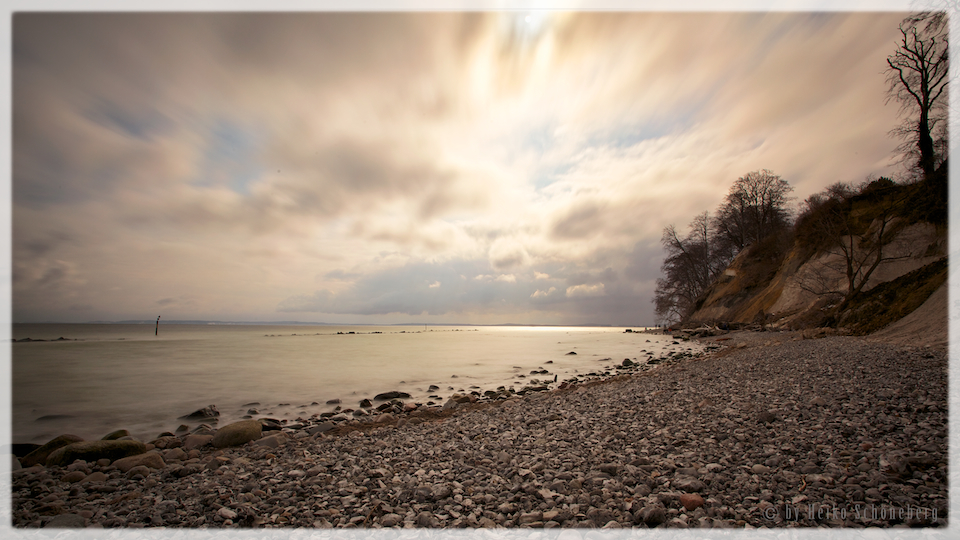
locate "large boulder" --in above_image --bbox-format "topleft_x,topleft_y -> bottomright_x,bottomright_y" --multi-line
21,434 -> 84,467
211,420 -> 262,448
46,440 -> 146,467
179,405 -> 220,421
112,451 -> 165,473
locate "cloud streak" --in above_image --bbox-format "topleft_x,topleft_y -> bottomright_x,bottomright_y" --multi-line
13,11 -> 910,325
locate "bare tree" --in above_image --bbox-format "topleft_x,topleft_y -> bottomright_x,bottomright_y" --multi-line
653,212 -> 729,325
654,171 -> 793,325
886,12 -> 949,179
713,169 -> 793,252
795,178 -> 911,314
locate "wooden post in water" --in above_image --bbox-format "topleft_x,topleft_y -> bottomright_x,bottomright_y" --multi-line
156,315 -> 160,336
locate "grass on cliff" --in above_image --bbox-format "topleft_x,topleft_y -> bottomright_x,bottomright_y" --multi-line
837,257 -> 947,335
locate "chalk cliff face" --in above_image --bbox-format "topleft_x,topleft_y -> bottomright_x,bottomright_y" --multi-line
686,221 -> 946,331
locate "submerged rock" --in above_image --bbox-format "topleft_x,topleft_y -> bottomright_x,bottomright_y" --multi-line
35,414 -> 75,421
179,405 -> 220,420
101,429 -> 131,441
374,391 -> 411,400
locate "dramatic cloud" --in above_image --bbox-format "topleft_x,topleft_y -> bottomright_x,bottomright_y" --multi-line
12,10 -> 913,325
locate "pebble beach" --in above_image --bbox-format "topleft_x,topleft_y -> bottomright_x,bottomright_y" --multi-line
6,331 -> 948,530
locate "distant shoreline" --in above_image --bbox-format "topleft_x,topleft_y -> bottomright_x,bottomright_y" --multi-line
13,321 -> 653,328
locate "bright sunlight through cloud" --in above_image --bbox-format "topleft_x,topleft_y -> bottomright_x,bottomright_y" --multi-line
13,10 -> 910,325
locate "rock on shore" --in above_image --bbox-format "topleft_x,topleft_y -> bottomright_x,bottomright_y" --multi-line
46,440 -> 147,467
211,420 -> 262,449
10,335 -> 947,529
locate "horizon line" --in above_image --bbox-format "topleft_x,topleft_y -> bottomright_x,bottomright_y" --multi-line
14,320 -> 657,328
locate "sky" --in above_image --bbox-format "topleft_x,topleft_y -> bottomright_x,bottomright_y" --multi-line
10,8 -> 921,326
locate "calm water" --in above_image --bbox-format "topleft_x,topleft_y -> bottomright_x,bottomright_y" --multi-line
12,324 -> 694,443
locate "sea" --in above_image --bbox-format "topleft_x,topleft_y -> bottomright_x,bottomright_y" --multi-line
10,323 -> 698,444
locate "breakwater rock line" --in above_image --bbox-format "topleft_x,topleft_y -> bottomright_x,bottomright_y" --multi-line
9,336 -> 947,529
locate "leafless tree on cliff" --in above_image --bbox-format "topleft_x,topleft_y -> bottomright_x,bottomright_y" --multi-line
795,179 -> 912,314
712,170 -> 793,254
654,212 -> 729,325
654,171 -> 793,325
886,11 -> 949,180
